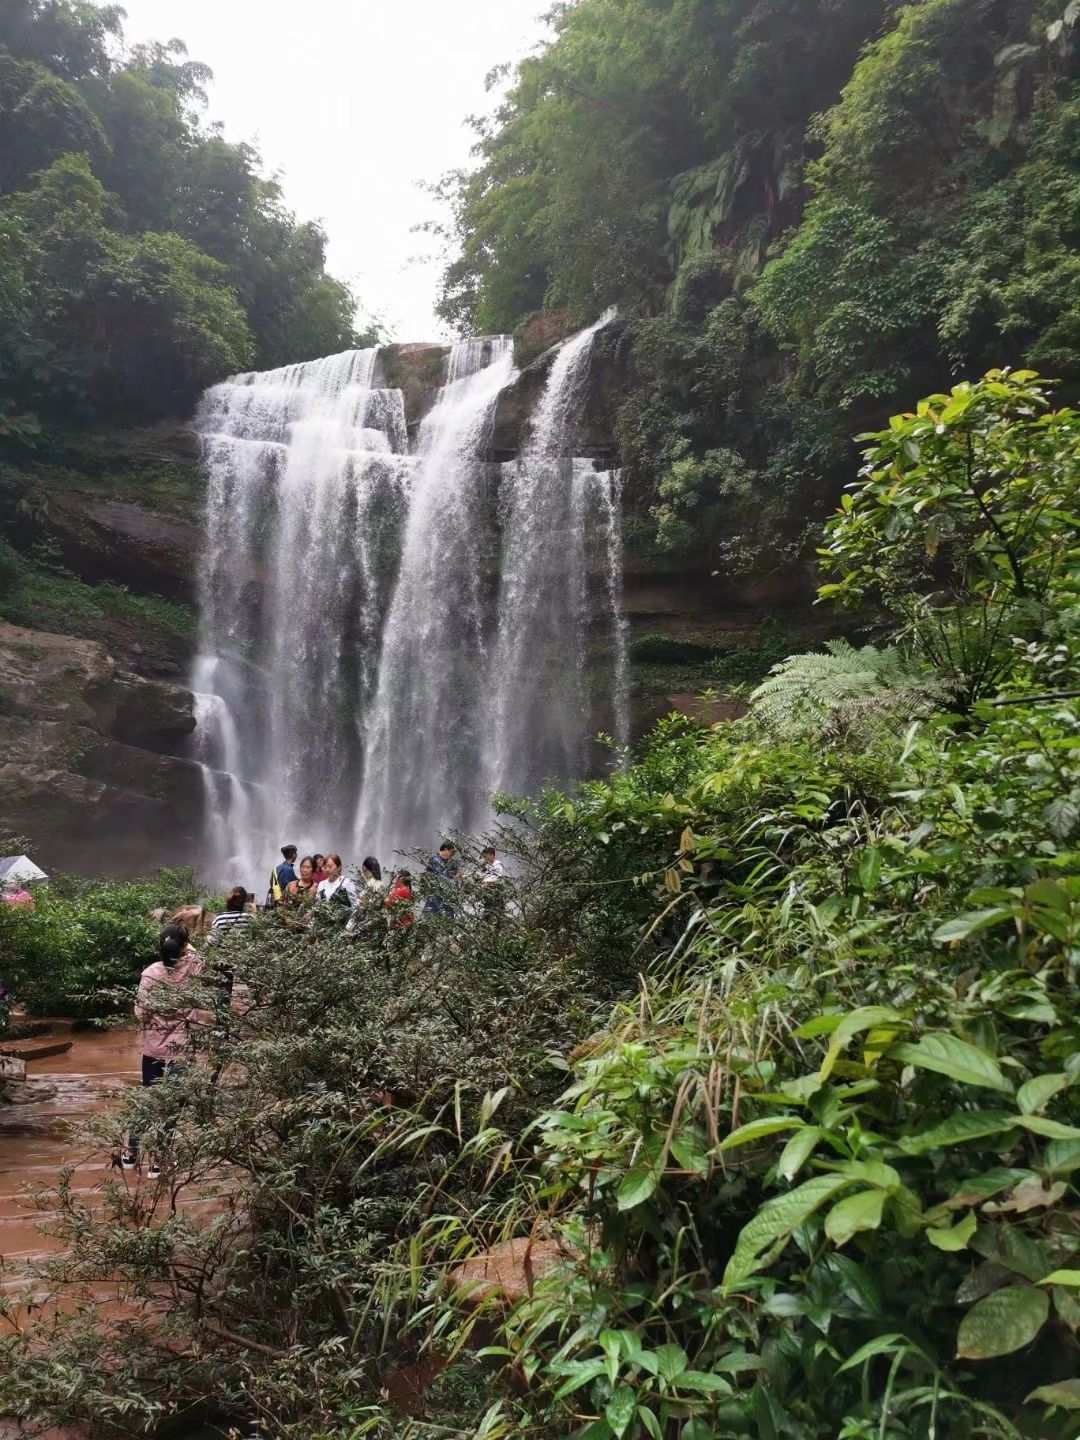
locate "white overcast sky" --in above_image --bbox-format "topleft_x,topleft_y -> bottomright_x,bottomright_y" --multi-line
118,0 -> 551,342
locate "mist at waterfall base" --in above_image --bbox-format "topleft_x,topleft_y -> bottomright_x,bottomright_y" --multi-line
191,317 -> 628,884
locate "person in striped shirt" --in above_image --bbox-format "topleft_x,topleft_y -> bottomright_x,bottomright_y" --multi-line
212,886 -> 255,937
209,886 -> 254,999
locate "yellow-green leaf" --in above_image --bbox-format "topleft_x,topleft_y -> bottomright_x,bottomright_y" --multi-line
927,1210 -> 976,1252
825,1188 -> 886,1247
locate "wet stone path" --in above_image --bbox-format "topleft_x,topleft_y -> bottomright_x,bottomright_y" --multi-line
1,1023 -> 141,1314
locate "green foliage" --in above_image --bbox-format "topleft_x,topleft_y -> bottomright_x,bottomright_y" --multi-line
0,0 -> 366,428
751,639 -> 941,735
0,869 -> 198,1018
820,368 -> 1080,705
0,544 -> 195,643
434,0 -> 1080,567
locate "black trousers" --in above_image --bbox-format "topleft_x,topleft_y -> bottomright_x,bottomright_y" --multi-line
130,1056 -> 185,1153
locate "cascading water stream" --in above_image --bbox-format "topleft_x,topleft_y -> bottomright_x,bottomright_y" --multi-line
484,308 -> 628,802
194,349 -> 411,881
191,320 -> 627,884
353,337 -> 516,859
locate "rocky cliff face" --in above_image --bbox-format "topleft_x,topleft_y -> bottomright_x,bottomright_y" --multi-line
0,622 -> 203,875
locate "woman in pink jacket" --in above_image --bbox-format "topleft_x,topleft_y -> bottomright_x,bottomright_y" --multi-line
121,923 -> 203,1178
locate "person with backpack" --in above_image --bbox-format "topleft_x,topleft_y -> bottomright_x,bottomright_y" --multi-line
266,845 -> 298,907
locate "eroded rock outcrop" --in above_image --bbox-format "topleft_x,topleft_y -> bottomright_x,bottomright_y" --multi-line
44,490 -> 202,605
0,622 -> 201,874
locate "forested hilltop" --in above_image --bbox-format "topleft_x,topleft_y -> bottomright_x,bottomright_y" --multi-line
0,0 -> 369,435
435,0 -> 1080,570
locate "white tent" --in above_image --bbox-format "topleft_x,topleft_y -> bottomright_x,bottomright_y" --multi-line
0,855 -> 48,887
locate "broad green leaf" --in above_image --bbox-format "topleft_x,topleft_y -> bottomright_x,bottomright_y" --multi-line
1053,1285 -> 1080,1332
1040,1270 -> 1080,1286
617,1166 -> 659,1211
675,1371 -> 734,1395
1014,1115 -> 1080,1140
1017,1072 -> 1069,1115
778,1125 -> 822,1181
933,908 -> 1013,943
825,1188 -> 886,1246
942,1167 -> 1031,1208
899,1111 -> 1016,1155
832,1159 -> 900,1190
956,1285 -> 1049,1359
654,1344 -> 688,1385
723,1173 -> 855,1286
927,1210 -> 977,1251
720,1117 -> 805,1151
599,1330 -> 621,1385
637,1407 -> 662,1440
1025,1380 -> 1080,1410
972,1223 -> 1050,1282
819,1006 -> 905,1082
889,1035 -> 1013,1093
1044,1137 -> 1080,1174
605,1385 -> 636,1439
794,1013 -> 843,1039
857,847 -> 882,893
670,1127 -> 710,1174
552,1358 -> 607,1400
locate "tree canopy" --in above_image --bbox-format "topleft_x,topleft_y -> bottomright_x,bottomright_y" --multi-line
435,0 -> 1080,571
0,0 -> 371,427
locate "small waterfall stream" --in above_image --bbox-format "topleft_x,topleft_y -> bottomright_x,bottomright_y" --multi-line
193,320 -> 625,881
484,309 -> 627,803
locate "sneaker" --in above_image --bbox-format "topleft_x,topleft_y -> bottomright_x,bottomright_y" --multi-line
120,1149 -> 138,1172
146,1159 -> 162,1181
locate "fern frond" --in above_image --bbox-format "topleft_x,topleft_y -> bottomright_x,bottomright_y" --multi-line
750,641 -> 945,737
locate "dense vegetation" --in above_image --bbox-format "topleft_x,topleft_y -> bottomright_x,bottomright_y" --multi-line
0,867 -> 200,1029
0,0 -> 370,435
433,0 -> 1080,572
3,373 -> 1080,1438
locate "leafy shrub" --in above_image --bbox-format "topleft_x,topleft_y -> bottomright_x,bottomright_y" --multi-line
0,869 -> 199,1019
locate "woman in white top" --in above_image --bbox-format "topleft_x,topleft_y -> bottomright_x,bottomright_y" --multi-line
316,854 -> 359,911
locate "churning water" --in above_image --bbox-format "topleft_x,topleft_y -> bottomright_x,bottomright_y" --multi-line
193,320 -> 625,883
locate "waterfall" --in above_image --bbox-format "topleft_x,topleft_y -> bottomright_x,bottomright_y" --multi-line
194,350 -> 411,882
353,337 -> 516,859
191,320 -> 626,885
484,309 -> 627,802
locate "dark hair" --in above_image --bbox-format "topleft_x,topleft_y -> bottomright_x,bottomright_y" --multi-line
226,885 -> 247,913
313,854 -> 324,866
159,923 -> 190,966
326,853 -> 343,870
282,845 -> 298,862
395,869 -> 413,886
299,855 -> 315,870
481,846 -> 496,859
438,840 -> 455,854
362,856 -> 382,881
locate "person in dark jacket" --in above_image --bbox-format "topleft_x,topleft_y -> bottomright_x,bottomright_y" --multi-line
424,841 -> 459,917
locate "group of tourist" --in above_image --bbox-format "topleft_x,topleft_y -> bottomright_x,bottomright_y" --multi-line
121,840 -> 508,1177
267,839 -> 506,928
